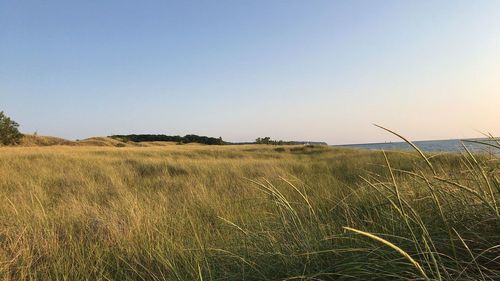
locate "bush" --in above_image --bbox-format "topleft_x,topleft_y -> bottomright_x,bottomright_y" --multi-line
0,111 -> 22,145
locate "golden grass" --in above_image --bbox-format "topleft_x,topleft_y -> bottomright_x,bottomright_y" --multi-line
19,134 -> 75,146
0,143 -> 498,280
19,134 -> 179,147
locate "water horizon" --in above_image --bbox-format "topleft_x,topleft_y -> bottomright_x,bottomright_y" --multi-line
334,138 -> 499,154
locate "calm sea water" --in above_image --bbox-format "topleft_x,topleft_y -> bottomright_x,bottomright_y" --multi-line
336,139 -> 499,155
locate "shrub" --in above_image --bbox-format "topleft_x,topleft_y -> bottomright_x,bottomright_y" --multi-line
0,111 -> 22,145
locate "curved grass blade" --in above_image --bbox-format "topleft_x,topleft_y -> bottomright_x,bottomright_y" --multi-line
373,124 -> 436,175
343,226 -> 430,281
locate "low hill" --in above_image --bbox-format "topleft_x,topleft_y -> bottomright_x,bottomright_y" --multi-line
18,134 -> 180,147
19,135 -> 124,147
20,134 -> 75,146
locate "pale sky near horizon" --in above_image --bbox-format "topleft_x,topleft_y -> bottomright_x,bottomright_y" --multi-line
1,0 -> 499,144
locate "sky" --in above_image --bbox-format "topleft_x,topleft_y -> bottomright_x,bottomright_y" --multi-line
1,0 -> 499,144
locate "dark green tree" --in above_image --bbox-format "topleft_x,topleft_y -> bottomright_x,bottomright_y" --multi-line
256,137 -> 271,144
0,111 -> 23,145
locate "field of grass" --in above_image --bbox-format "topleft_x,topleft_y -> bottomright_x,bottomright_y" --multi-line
0,141 -> 498,280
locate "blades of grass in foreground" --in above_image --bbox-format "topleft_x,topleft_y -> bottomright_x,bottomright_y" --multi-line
373,124 -> 436,175
452,228 -> 486,281
456,244 -> 500,280
382,150 -> 406,218
197,263 -> 204,281
434,176 -> 499,217
343,226 -> 430,281
460,141 -> 499,216
279,176 -> 318,220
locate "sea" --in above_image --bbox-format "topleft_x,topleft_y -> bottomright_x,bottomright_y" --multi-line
335,139 -> 499,155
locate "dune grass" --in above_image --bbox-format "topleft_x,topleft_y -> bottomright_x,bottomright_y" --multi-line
0,142 -> 498,280
19,134 -> 179,147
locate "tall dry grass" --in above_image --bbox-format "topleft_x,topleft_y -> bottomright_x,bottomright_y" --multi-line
0,141 -> 498,280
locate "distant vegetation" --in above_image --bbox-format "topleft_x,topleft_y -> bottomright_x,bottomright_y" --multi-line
0,134 -> 498,280
110,134 -> 327,146
0,111 -> 23,145
110,134 -> 225,145
255,136 -> 327,145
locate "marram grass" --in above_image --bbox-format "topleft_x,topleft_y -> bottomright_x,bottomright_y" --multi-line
0,142 -> 498,280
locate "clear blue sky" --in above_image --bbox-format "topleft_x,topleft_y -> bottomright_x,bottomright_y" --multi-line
1,0 -> 499,144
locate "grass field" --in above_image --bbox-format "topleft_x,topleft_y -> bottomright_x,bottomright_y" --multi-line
0,140 -> 499,280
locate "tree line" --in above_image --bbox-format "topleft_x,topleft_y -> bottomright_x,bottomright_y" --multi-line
110,134 -> 225,145
255,137 -> 326,146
